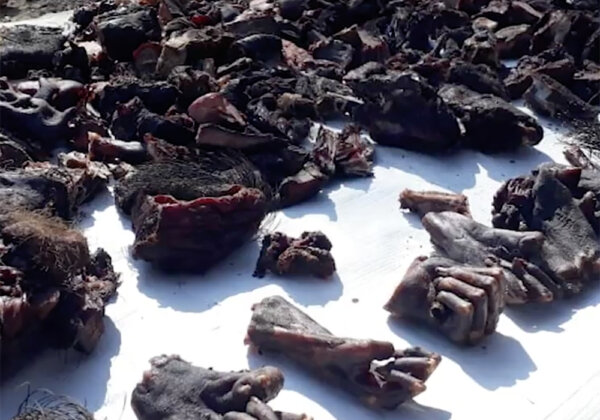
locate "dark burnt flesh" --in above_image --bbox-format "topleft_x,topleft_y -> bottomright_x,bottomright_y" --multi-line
254,231 -> 336,279
131,355 -> 310,420
246,296 -> 441,410
0,160 -> 118,378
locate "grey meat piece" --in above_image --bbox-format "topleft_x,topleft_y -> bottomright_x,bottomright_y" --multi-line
492,166 -> 600,295
131,355 -> 291,420
246,296 -> 441,410
422,211 -> 555,304
385,256 -> 505,344
439,84 -> 543,153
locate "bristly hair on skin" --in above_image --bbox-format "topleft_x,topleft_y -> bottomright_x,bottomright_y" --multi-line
13,387 -> 94,420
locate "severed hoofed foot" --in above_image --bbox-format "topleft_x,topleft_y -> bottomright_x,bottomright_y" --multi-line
131,355 -> 311,420
421,211 -> 561,304
246,296 -> 441,410
399,189 -> 471,218
385,256 -> 505,344
254,231 -> 336,279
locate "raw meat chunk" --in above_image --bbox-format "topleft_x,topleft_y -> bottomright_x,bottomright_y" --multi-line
246,296 -> 441,410
254,231 -> 336,279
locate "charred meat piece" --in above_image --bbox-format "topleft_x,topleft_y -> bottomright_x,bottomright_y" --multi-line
93,77 -> 179,118
0,132 -> 32,169
0,211 -> 119,378
10,390 -> 94,420
399,189 -> 471,217
229,34 -> 283,65
167,66 -> 216,107
246,94 -> 311,144
246,296 -> 441,410
254,231 -> 336,279
0,26 -> 65,79
295,74 -> 362,119
495,24 -> 532,58
94,6 -> 161,61
447,60 -> 508,99
462,30 -> 499,68
385,256 -> 505,344
110,97 -> 195,145
312,125 -> 374,177
310,39 -> 355,69
524,74 -> 598,121
131,355 -> 307,420
0,160 -> 108,219
492,166 -> 600,294
422,211 -> 556,304
351,72 -> 460,152
439,84 -> 543,153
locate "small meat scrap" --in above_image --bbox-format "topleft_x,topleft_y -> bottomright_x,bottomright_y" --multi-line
131,355 -> 310,420
246,296 -> 440,410
399,189 -> 471,217
254,231 -> 336,279
313,125 -> 374,177
386,256 -> 505,344
11,390 -> 94,420
277,162 -> 329,208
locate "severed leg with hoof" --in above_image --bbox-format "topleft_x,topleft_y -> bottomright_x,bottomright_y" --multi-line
131,355 -> 310,420
246,296 -> 440,410
385,256 -> 505,344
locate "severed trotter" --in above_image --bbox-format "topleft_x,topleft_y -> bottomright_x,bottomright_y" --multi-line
385,256 -> 505,344
131,355 -> 310,420
246,296 -> 440,410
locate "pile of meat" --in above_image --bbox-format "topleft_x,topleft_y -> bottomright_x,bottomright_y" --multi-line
0,157 -> 119,378
388,148 -> 600,344
131,354 -> 311,420
3,0 -> 597,266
